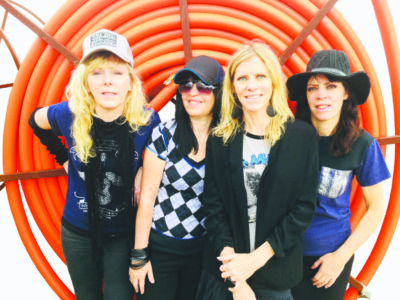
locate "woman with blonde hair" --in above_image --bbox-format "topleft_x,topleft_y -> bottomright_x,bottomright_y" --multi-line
196,42 -> 319,300
28,29 -> 160,300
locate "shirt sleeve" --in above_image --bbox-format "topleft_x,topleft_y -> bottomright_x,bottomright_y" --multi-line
356,139 -> 391,186
146,123 -> 168,161
47,102 -> 66,136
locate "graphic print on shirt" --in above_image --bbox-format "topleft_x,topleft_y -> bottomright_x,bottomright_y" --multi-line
96,139 -> 125,220
318,166 -> 352,199
243,153 -> 269,197
71,136 -> 127,220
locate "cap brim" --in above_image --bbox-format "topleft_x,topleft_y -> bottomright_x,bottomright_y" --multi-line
81,47 -> 133,66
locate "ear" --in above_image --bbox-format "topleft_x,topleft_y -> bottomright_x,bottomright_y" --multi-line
343,87 -> 349,101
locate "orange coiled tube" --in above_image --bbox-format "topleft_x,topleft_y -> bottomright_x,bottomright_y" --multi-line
3,1 -> 399,299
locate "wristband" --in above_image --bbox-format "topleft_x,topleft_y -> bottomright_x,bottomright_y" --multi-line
28,108 -> 69,166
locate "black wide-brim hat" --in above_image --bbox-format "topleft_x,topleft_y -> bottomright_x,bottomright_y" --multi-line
286,49 -> 371,105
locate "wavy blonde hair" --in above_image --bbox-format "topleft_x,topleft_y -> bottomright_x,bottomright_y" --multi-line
213,42 -> 294,145
66,52 -> 152,163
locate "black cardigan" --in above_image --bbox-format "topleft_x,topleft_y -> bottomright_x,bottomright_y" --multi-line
202,119 -> 319,290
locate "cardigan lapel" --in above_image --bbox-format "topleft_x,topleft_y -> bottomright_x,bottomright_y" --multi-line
228,131 -> 250,246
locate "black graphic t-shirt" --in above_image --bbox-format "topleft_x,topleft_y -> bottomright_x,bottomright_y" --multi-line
92,117 -> 128,230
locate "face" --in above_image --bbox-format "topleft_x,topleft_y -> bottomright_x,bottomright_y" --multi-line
306,74 -> 349,133
87,60 -> 132,120
233,55 -> 272,116
179,77 -> 215,119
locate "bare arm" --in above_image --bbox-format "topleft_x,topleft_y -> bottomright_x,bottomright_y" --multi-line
312,182 -> 385,288
34,107 -> 51,129
219,240 -> 275,285
129,148 -> 166,294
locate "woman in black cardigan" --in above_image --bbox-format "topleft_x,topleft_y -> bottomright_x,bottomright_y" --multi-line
196,42 -> 319,300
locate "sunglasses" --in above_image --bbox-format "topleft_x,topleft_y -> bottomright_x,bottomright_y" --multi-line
178,80 -> 216,95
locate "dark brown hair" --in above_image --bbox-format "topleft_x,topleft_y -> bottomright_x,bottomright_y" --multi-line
295,75 -> 363,156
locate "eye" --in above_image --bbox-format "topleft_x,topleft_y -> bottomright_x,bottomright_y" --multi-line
236,76 -> 247,82
91,69 -> 103,75
327,83 -> 338,89
257,74 -> 266,80
307,86 -> 316,92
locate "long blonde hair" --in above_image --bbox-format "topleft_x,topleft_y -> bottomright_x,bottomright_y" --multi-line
67,52 -> 152,163
213,42 -> 294,144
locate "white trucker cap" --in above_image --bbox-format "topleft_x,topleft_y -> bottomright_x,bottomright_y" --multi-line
81,29 -> 134,66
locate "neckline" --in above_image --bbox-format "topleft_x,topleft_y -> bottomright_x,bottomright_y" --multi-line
244,131 -> 264,140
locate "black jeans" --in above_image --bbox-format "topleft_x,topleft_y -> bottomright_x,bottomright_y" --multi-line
196,270 -> 293,300
291,255 -> 354,300
61,225 -> 134,300
136,250 -> 202,300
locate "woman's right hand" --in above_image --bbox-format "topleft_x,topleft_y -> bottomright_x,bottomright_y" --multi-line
129,260 -> 155,295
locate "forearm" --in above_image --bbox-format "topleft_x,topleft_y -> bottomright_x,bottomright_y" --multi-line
29,107 -> 68,166
134,149 -> 165,249
134,198 -> 155,249
335,199 -> 384,263
250,241 -> 275,271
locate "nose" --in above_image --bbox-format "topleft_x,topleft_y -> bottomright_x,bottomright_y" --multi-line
188,83 -> 200,95
315,87 -> 328,99
104,70 -> 113,85
246,77 -> 258,90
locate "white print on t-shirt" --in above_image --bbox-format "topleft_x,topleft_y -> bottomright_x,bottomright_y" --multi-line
318,166 -> 352,199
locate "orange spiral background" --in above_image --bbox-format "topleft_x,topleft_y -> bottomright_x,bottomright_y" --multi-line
3,1 -> 399,299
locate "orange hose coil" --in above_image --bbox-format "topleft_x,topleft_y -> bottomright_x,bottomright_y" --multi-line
3,1 -> 399,299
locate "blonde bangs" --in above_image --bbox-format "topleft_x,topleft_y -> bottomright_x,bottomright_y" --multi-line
67,54 -> 152,163
213,42 -> 293,145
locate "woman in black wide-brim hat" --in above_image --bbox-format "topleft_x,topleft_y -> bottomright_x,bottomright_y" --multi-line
287,49 -> 391,300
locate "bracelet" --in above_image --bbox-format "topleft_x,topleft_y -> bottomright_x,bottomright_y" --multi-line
130,247 -> 150,270
130,247 -> 149,261
129,259 -> 148,270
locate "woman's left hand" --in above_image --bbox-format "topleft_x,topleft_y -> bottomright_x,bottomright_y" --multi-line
311,252 -> 346,288
218,253 -> 257,285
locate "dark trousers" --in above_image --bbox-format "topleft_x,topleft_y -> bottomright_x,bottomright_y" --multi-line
196,269 -> 293,300
136,250 -> 202,300
291,255 -> 354,300
61,225 -> 134,300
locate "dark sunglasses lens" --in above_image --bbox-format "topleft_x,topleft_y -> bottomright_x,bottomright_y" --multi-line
195,82 -> 213,94
178,81 -> 194,94
178,81 -> 213,95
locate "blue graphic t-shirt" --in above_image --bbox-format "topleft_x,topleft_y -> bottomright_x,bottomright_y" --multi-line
303,132 -> 391,256
47,101 -> 160,233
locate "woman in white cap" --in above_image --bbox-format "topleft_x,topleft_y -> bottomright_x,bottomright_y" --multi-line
129,55 -> 224,300
286,49 -> 391,300
28,29 -> 160,300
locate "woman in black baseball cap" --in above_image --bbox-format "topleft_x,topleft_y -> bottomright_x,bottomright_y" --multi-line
287,49 -> 391,300
130,55 -> 224,300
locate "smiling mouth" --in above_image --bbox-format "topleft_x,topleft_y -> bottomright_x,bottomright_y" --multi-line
102,92 -> 117,96
315,104 -> 330,109
245,94 -> 262,100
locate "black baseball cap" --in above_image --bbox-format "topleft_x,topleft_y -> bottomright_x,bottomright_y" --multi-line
173,55 -> 225,85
